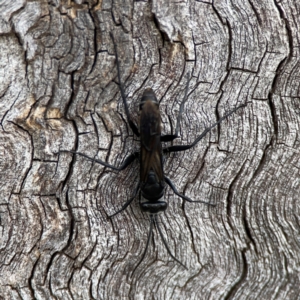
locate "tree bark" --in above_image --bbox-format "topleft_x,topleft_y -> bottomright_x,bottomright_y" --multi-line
1,0 -> 299,299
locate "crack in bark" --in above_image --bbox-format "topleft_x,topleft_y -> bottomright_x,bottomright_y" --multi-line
0,90 -> 19,131
242,210 -> 258,254
151,7 -> 168,45
182,200 -> 201,265
7,121 -> 34,194
230,67 -> 257,74
226,158 -> 246,216
273,0 -> 293,63
247,140 -> 272,187
268,55 -> 289,139
28,254 -> 40,299
224,250 -> 248,300
248,0 -> 262,25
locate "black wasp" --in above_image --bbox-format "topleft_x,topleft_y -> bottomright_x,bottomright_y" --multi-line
62,33 -> 247,272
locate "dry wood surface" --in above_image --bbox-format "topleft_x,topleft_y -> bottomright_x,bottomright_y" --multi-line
0,0 -> 299,299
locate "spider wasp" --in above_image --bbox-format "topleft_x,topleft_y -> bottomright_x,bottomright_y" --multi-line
62,33 -> 247,273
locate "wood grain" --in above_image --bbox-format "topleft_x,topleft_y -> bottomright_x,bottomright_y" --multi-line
0,0 -> 299,299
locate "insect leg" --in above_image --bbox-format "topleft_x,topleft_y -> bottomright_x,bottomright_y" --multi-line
165,176 -> 216,206
160,72 -> 192,143
163,103 -> 247,153
108,184 -> 140,218
110,32 -> 140,137
61,150 -> 139,171
131,214 -> 154,277
154,214 -> 187,269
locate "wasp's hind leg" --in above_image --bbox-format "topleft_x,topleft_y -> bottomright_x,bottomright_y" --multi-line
131,214 -> 155,277
163,103 -> 247,153
108,184 -> 140,218
154,215 -> 187,269
131,214 -> 187,277
165,176 -> 216,206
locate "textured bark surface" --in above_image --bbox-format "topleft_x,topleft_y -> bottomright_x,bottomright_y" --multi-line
0,0 -> 299,299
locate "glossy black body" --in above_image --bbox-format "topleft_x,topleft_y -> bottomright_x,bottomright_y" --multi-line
139,90 -> 167,213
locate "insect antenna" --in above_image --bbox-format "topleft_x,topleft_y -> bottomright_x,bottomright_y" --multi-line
110,32 -> 139,137
174,71 -> 192,137
154,214 -> 187,270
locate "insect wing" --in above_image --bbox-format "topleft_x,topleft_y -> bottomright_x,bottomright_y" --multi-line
139,100 -> 164,184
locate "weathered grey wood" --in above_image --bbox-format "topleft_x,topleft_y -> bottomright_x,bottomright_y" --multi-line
1,0 -> 299,299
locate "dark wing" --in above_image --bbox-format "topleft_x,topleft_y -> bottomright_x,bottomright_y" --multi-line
139,100 -> 164,183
